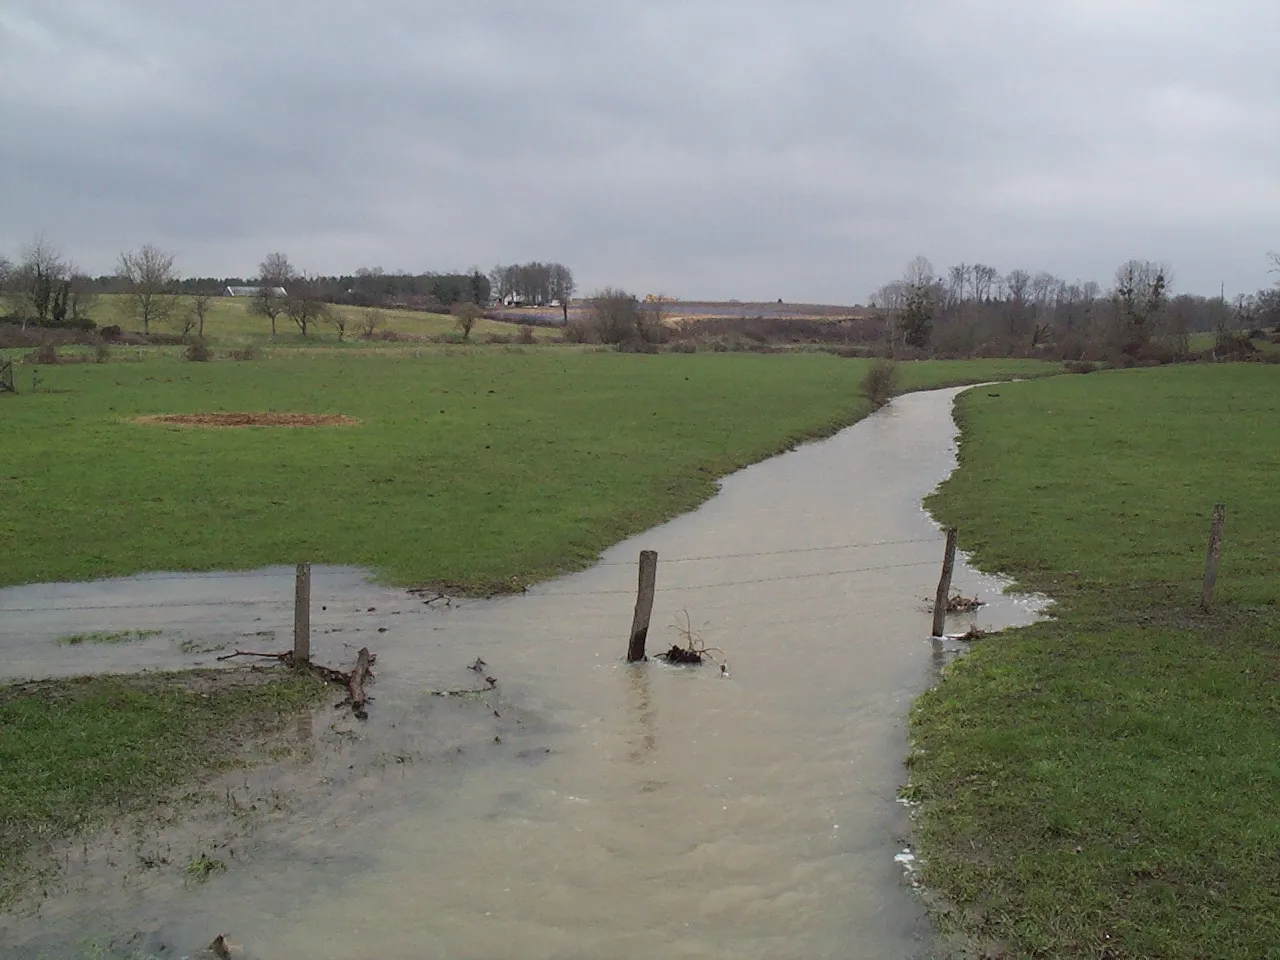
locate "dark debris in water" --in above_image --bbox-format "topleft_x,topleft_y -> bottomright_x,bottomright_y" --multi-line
658,645 -> 704,665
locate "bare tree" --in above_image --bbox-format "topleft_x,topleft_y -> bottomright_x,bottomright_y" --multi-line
589,288 -> 646,344
66,271 -> 98,325
283,276 -> 329,337
972,264 -> 1000,303
1111,260 -> 1170,356
641,293 -> 670,340
190,292 -> 213,338
117,244 -> 178,334
452,301 -> 483,341
899,256 -> 937,351
947,263 -> 972,308
360,307 -> 384,338
1004,269 -> 1031,304
12,236 -> 68,328
549,264 -> 576,322
328,307 -> 352,341
253,252 -> 295,337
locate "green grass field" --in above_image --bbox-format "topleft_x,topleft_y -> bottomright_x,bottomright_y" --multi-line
912,365 -> 1280,959
0,353 -> 1054,590
0,670 -> 325,909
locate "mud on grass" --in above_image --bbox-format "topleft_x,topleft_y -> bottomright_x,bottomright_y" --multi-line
0,668 -> 328,910
912,365 -> 1280,959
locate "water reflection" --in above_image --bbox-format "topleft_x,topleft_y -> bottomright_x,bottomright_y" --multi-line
625,663 -> 658,764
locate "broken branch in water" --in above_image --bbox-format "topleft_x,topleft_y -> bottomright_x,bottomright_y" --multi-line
216,649 -> 293,663
215,648 -> 377,718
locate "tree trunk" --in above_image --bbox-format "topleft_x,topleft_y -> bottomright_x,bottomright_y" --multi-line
561,301 -> 569,323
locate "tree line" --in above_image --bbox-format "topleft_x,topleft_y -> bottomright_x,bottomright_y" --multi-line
1,234 -> 578,337
489,262 -> 576,320
869,254 -> 1280,361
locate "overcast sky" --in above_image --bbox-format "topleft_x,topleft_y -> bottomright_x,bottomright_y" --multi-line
2,1 -> 1277,302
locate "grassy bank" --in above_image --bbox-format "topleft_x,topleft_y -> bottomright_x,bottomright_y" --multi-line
64,293 -> 561,345
0,353 -> 1053,591
0,670 -> 326,909
912,365 -> 1280,958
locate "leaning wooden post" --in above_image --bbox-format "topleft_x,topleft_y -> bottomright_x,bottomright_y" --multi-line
931,529 -> 959,637
294,562 -> 311,664
1200,504 -> 1226,613
626,550 -> 659,662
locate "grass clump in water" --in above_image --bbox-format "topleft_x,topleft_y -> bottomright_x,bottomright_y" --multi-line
0,669 -> 326,909
56,629 -> 162,646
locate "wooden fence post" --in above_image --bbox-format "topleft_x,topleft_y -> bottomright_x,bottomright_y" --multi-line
931,529 -> 959,637
626,550 -> 659,662
294,562 -> 311,664
1200,504 -> 1226,613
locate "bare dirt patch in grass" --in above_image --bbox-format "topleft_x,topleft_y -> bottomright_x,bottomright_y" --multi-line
136,412 -> 359,428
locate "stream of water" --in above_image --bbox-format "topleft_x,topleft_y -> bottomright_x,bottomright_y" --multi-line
0,386 -> 1044,959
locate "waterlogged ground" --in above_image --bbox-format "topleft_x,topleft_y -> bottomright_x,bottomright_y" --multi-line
0,386 -> 1045,960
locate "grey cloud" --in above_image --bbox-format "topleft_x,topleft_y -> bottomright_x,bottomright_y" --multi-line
1,0 -> 1277,299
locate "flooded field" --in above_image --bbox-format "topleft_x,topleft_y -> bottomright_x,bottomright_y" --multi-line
0,386 -> 1044,960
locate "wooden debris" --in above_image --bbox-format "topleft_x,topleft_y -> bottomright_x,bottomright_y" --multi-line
347,647 -> 373,720
958,627 -> 990,642
946,593 -> 985,614
216,647 -> 376,719
658,644 -> 704,664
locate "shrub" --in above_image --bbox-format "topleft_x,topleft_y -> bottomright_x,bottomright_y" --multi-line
29,343 -> 60,365
226,345 -> 258,361
485,333 -> 513,345
185,339 -> 213,362
665,341 -> 698,354
860,359 -> 900,410
1064,360 -> 1097,374
517,324 -> 535,345
99,325 -> 123,342
95,343 -> 111,364
562,319 -> 595,343
616,340 -> 659,354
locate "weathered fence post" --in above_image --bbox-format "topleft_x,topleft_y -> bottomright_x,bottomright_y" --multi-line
931,528 -> 959,638
1200,504 -> 1226,613
294,562 -> 311,664
626,550 -> 659,662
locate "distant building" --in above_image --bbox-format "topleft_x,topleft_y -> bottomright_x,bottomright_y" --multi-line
225,285 -> 288,298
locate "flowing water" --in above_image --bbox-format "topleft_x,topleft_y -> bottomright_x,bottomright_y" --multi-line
1,386 -> 1045,960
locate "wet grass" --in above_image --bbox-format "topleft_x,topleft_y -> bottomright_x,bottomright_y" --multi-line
56,630 -> 161,646
913,364 -> 1280,959
0,352 -> 1054,592
0,670 -> 326,909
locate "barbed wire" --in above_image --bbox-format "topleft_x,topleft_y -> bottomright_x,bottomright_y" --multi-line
0,551 -> 947,616
535,558 -> 941,598
593,536 -> 941,566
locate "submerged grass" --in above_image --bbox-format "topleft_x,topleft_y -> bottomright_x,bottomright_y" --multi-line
0,352 -> 1054,592
0,670 -> 326,909
56,630 -> 161,646
913,365 -> 1280,959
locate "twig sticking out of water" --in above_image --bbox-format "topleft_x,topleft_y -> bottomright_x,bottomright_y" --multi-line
658,610 -> 730,675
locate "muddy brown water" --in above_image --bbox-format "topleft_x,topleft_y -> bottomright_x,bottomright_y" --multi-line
0,386 -> 1045,960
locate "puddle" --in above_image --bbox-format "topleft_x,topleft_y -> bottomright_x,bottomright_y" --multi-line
0,385 -> 1046,960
